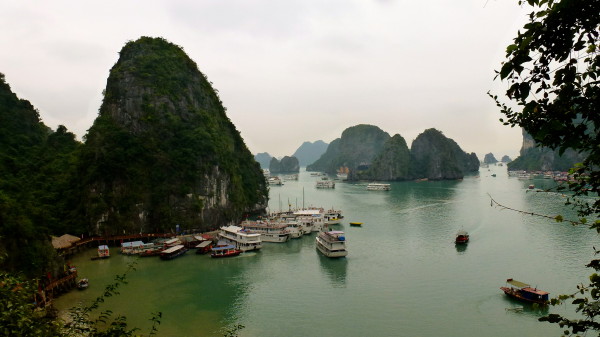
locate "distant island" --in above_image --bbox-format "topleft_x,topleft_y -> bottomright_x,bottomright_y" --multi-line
307,124 -> 479,181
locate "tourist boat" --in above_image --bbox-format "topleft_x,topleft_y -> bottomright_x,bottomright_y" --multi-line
139,245 -> 163,257
324,209 -> 343,225
316,180 -> 335,189
195,240 -> 213,254
218,225 -> 263,251
163,238 -> 182,248
455,230 -> 469,244
500,278 -> 549,305
120,240 -> 145,255
294,208 -> 327,232
77,278 -> 89,290
159,244 -> 187,260
240,220 -> 290,243
283,221 -> 304,238
367,183 -> 391,191
316,231 -> 348,258
210,245 -> 242,258
268,176 -> 283,185
91,245 -> 110,260
349,222 -> 362,226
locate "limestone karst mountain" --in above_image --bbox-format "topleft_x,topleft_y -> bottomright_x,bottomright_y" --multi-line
79,37 -> 267,234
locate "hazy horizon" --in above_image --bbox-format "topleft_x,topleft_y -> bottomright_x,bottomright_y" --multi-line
1,1 -> 529,159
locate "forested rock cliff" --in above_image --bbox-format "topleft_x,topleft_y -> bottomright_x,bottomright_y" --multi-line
308,125 -> 478,181
292,140 -> 328,166
356,134 -> 410,181
78,37 -> 267,235
269,156 -> 300,173
508,130 -> 586,171
307,124 -> 390,174
409,129 -> 479,180
0,73 -> 79,276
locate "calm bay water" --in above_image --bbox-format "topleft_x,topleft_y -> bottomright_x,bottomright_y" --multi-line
54,165 -> 596,336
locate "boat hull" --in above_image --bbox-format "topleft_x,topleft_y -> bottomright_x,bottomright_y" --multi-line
500,287 -> 548,305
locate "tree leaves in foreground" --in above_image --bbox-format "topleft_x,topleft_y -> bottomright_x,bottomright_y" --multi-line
492,0 -> 600,335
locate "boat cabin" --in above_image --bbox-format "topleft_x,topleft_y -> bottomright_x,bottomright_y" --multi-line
98,245 -> 110,258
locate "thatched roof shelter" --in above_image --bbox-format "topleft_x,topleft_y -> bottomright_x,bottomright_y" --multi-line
51,234 -> 81,250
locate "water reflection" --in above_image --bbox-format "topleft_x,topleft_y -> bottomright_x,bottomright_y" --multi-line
501,295 -> 550,317
455,243 -> 468,253
317,254 -> 348,287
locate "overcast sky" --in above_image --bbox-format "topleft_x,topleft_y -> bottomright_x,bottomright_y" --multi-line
0,0 -> 529,159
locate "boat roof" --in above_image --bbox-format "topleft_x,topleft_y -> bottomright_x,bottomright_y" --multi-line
98,245 -> 109,250
294,209 -> 322,215
212,245 -> 236,251
506,279 -> 530,288
121,241 -> 144,248
164,238 -> 179,245
195,241 -> 212,248
327,231 -> 345,235
523,287 -> 550,295
161,244 -> 184,254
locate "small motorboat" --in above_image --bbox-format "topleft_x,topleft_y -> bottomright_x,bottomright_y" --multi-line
349,222 -> 363,226
455,230 -> 469,244
77,278 -> 89,290
210,245 -> 242,258
500,278 -> 549,305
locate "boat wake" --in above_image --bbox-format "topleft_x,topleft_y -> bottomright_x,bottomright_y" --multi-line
395,200 -> 459,214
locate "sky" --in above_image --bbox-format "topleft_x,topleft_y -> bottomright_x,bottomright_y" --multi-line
0,0 -> 530,160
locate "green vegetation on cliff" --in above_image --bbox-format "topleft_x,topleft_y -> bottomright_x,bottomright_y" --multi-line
357,134 -> 410,181
410,129 -> 479,180
79,37 -> 267,235
0,73 -> 78,277
307,124 -> 390,174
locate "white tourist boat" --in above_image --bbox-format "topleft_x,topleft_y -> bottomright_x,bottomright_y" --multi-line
294,208 -> 327,232
316,230 -> 348,258
366,183 -> 391,191
324,209 -> 343,225
241,220 -> 290,243
283,221 -> 304,238
316,180 -> 335,189
218,225 -> 262,251
268,176 -> 283,185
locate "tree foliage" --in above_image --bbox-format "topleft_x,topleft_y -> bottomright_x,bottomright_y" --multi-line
492,0 -> 600,335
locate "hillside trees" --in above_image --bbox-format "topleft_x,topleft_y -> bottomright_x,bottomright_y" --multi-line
491,0 -> 600,334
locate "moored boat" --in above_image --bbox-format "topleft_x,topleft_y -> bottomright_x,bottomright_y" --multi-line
316,230 -> 348,258
210,245 -> 242,258
160,244 -> 187,260
77,278 -> 89,290
500,278 -> 549,305
91,245 -> 110,260
455,230 -> 469,244
195,240 -> 213,254
349,222 -> 362,226
241,220 -> 290,243
218,225 -> 263,251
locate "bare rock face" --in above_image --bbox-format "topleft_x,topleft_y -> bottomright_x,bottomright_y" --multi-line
80,37 -> 267,234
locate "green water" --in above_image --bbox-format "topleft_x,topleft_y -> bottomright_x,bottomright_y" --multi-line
54,166 -> 596,336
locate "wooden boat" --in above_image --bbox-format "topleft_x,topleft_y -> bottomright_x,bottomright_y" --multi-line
91,245 -> 110,260
455,230 -> 469,244
159,244 -> 187,260
500,278 -> 549,305
210,245 -> 242,258
349,222 -> 363,226
77,278 -> 89,290
195,240 -> 213,254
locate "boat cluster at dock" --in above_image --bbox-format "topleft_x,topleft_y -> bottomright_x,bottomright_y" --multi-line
92,206 -> 349,261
